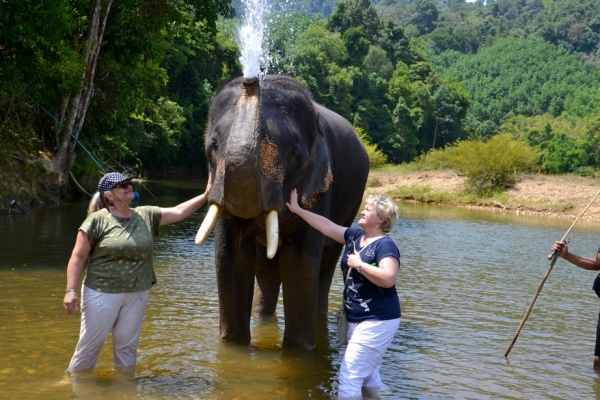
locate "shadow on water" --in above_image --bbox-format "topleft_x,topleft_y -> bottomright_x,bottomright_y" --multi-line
4,179 -> 600,398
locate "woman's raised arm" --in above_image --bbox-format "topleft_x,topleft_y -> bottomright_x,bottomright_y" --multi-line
286,188 -> 346,244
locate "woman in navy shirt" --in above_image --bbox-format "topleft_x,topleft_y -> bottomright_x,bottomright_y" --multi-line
287,190 -> 400,399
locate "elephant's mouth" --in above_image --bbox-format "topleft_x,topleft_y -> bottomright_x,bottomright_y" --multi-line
195,205 -> 280,259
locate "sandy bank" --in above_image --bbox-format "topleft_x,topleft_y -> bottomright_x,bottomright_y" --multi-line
365,170 -> 600,223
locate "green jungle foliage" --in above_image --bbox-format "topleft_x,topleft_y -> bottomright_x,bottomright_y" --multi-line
265,2 -> 470,164
429,36 -> 600,130
0,0 -> 237,175
2,0 -> 600,184
500,114 -> 600,175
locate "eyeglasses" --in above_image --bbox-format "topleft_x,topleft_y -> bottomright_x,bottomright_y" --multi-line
113,182 -> 132,190
377,198 -> 388,203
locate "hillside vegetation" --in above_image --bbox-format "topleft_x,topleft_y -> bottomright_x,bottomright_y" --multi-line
1,0 -> 600,210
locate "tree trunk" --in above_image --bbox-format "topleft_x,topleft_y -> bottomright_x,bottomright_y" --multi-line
42,0 -> 113,186
432,118 -> 439,149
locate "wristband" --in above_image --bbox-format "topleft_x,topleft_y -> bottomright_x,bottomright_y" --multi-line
66,289 -> 77,294
358,264 -> 362,274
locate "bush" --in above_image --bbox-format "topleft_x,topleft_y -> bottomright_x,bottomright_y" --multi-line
413,146 -> 452,170
367,176 -> 381,188
573,166 -> 596,177
355,127 -> 388,168
542,133 -> 590,174
446,134 -> 537,196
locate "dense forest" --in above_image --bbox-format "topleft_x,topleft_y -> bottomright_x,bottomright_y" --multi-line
1,0 -> 600,201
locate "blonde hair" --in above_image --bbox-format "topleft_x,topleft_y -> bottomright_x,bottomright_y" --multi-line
365,195 -> 399,233
87,191 -> 110,215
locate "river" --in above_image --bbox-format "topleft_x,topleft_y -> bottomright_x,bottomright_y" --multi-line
1,177 -> 600,399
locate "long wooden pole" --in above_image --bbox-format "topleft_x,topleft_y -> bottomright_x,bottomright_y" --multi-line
504,189 -> 600,359
503,251 -> 560,358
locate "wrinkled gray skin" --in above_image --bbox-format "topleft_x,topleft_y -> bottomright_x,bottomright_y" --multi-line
204,75 -> 369,349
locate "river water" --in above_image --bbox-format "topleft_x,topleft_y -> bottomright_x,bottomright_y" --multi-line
2,178 -> 600,399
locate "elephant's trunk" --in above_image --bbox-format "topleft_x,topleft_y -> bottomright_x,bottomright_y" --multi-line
223,77 -> 261,219
196,77 -> 281,258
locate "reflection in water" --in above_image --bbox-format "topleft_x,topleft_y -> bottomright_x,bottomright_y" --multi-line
67,369 -> 139,400
3,180 -> 600,398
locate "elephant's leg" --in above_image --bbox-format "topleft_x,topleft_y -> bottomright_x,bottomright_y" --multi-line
317,242 -> 344,315
279,235 -> 323,350
214,218 -> 256,343
252,245 -> 281,315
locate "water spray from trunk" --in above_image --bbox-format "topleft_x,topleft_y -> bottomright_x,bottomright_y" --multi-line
237,0 -> 271,79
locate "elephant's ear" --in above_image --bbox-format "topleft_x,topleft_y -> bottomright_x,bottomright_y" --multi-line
300,113 -> 333,209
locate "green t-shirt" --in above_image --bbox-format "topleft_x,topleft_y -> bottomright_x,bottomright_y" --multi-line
81,206 -> 162,293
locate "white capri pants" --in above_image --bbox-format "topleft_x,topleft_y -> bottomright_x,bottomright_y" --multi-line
68,285 -> 149,372
338,318 -> 401,399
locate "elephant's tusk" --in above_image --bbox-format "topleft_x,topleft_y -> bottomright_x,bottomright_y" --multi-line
195,204 -> 223,245
266,210 -> 279,259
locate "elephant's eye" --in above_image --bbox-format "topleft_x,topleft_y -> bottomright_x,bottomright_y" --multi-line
289,141 -> 300,159
209,136 -> 219,154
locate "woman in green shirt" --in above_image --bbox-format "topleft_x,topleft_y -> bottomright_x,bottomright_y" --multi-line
63,172 -> 211,373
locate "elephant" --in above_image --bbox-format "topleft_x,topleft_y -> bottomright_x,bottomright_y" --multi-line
195,75 -> 369,349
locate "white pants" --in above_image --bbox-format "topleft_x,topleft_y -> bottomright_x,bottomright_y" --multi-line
338,318 -> 401,399
68,285 -> 149,372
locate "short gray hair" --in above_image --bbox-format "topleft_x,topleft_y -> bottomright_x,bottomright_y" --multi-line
365,196 -> 399,233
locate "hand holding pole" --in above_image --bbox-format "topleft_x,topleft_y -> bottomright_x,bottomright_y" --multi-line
546,189 -> 600,259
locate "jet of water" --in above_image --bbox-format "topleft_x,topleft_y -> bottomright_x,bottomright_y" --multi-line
237,0 -> 271,79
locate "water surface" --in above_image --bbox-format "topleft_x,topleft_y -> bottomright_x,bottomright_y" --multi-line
2,179 -> 600,399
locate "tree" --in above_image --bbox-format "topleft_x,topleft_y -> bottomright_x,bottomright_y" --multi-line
286,23 -> 348,110
0,0 -> 234,188
0,0 -> 85,153
363,46 -> 394,80
432,83 -> 465,149
410,0 -> 440,35
342,27 -> 370,67
44,0 -> 114,186
379,19 -> 411,65
326,0 -> 382,41
265,12 -> 317,75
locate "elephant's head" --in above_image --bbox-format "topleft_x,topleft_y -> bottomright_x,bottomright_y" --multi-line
196,75 -> 333,258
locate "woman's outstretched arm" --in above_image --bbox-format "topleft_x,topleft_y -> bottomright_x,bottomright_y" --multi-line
160,173 -> 212,226
286,188 -> 346,244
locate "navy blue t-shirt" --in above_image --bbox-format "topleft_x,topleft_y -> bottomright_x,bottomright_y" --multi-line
341,227 -> 401,322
